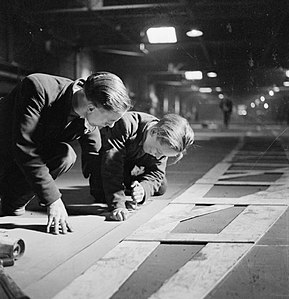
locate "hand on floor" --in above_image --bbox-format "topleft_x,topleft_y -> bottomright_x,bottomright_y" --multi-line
131,181 -> 145,203
109,207 -> 129,221
46,198 -> 73,234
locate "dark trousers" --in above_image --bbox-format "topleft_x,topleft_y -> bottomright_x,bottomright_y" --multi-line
223,112 -> 231,127
0,142 -> 76,210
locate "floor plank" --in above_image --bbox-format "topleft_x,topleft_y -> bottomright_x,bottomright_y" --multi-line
172,206 -> 245,234
257,207 -> 289,246
126,205 -> 233,241
149,243 -> 252,299
127,206 -> 286,243
53,241 -> 159,299
205,246 -> 289,299
22,200 -> 172,299
110,243 -> 205,299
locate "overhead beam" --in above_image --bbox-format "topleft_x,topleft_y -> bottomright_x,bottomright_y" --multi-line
33,3 -> 184,14
85,39 -> 267,50
96,48 -> 146,56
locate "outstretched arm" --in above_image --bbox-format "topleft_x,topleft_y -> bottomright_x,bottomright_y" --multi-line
12,77 -> 70,234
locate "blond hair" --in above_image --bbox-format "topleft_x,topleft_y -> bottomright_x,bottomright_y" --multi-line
154,114 -> 194,163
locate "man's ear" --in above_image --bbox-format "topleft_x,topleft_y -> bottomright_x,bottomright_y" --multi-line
87,103 -> 95,113
73,79 -> 84,93
149,127 -> 158,136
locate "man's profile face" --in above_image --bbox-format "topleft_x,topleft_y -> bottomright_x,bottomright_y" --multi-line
143,128 -> 179,159
86,105 -> 126,128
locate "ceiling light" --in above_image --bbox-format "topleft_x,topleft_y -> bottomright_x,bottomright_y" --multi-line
199,87 -> 212,93
146,27 -> 177,44
185,71 -> 203,80
207,72 -> 217,78
286,70 -> 289,77
218,94 -> 224,99
215,87 -> 222,92
237,105 -> 247,116
268,90 -> 274,96
273,86 -> 280,92
191,85 -> 199,91
186,29 -> 203,37
255,99 -> 260,105
283,81 -> 289,86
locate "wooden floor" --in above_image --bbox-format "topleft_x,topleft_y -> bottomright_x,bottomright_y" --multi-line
1,124 -> 289,299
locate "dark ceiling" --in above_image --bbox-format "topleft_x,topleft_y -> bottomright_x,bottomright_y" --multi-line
4,0 -> 289,99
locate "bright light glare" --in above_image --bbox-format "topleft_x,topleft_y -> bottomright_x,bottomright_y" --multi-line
264,103 -> 269,109
185,71 -> 203,80
218,94 -> 224,99
80,68 -> 91,79
237,105 -> 247,116
251,102 -> 256,108
273,86 -> 280,92
238,110 -> 247,116
146,27 -> 177,44
260,96 -> 265,102
207,72 -> 217,78
186,29 -> 203,37
215,87 -> 222,92
199,87 -> 212,93
269,90 -> 274,96
286,70 -> 289,77
284,81 -> 289,86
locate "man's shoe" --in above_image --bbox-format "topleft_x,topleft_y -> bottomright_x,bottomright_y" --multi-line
1,205 -> 26,216
90,190 -> 106,204
1,194 -> 35,216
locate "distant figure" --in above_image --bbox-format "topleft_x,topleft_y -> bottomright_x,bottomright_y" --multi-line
219,97 -> 233,128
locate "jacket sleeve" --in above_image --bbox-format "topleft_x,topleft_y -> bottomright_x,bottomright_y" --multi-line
78,128 -> 102,178
137,155 -> 167,202
78,127 -> 102,156
12,77 -> 61,205
100,122 -> 131,211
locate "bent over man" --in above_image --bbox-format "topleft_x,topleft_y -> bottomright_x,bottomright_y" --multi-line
0,72 -> 131,234
82,111 -> 194,221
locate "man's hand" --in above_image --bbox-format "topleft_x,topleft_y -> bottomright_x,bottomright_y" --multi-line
46,198 -> 73,235
109,207 -> 129,221
131,181 -> 145,203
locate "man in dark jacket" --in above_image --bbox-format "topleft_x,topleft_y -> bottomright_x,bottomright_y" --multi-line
82,111 -> 195,221
0,72 -> 131,234
219,97 -> 233,128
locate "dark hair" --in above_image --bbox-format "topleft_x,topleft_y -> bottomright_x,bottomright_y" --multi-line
154,114 -> 195,163
84,72 -> 132,112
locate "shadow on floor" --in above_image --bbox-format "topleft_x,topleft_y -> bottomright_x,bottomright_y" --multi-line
0,223 -> 46,233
